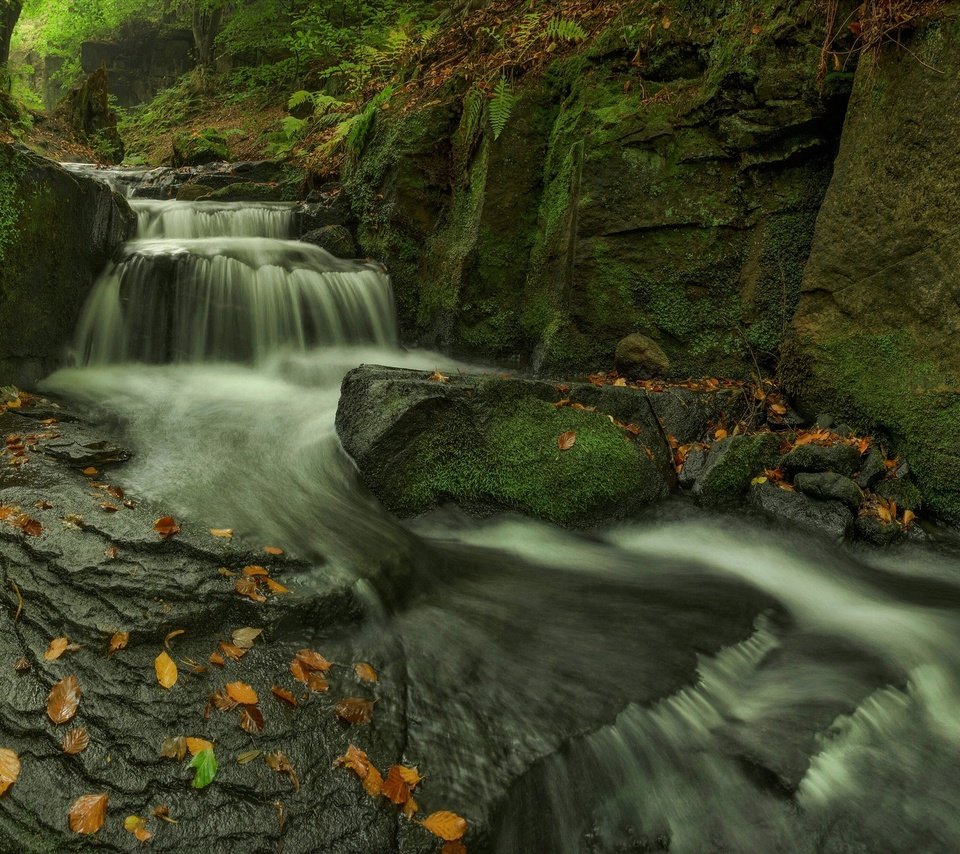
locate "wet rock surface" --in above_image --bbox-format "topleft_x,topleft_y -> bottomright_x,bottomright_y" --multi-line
750,480 -> 853,541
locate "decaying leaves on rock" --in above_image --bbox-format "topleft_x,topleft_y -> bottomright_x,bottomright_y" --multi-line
186,737 -> 214,756
62,727 -> 90,755
234,578 -> 266,603
422,810 -> 468,842
68,792 -> 108,835
155,651 -> 178,689
271,686 -> 297,707
47,674 -> 81,724
231,627 -> 262,649
0,748 -> 20,796
123,814 -> 153,842
335,697 -> 375,725
557,431 -> 576,451
239,705 -> 265,734
354,662 -> 377,683
160,736 -> 187,761
265,750 -> 299,791
44,636 -> 70,661
108,631 -> 129,656
294,649 -> 331,673
226,681 -> 258,705
153,515 -> 181,538
219,641 -> 248,661
383,765 -> 411,804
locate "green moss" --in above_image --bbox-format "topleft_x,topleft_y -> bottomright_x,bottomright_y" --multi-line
697,433 -> 780,502
0,167 -> 22,266
876,478 -> 923,512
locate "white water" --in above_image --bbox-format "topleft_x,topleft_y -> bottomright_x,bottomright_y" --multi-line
43,187 -> 960,853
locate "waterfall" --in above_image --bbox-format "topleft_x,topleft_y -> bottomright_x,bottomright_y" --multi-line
71,198 -> 396,366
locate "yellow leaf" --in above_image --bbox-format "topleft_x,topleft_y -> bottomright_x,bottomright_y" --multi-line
225,681 -> 258,705
0,748 -> 20,796
186,737 -> 213,756
155,651 -> 178,689
44,636 -> 70,661
210,528 -> 233,538
354,662 -> 378,683
422,810 -> 468,842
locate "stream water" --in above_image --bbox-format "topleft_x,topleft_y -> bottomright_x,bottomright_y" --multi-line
42,166 -> 960,853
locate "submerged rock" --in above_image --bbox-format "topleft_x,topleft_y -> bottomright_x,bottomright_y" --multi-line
336,365 -> 675,526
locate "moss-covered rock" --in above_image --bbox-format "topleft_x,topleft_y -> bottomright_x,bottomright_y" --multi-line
0,143 -> 136,385
693,432 -> 780,503
171,128 -> 230,167
335,365 -> 675,526
208,181 -> 290,201
782,10 -> 960,520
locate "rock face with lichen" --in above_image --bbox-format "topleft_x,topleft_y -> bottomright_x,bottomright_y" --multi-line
344,2 -> 849,376
783,10 -> 960,521
0,143 -> 135,386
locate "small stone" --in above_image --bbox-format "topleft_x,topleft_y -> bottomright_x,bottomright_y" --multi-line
794,472 -> 863,511
781,443 -> 861,477
815,413 -> 836,430
678,447 -> 708,488
856,448 -> 886,489
854,514 -> 902,546
614,334 -> 671,380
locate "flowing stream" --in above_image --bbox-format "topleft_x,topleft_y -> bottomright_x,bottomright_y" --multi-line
43,167 -> 960,853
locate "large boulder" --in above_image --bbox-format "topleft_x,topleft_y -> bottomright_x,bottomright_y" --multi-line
0,143 -> 136,385
782,11 -> 960,521
53,67 -> 124,162
335,366 -> 676,526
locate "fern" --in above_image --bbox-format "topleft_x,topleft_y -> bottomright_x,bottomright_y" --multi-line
516,13 -> 542,48
489,76 -> 516,141
345,85 -> 395,157
547,17 -> 587,44
287,90 -> 313,111
463,87 -> 486,141
281,116 -> 308,138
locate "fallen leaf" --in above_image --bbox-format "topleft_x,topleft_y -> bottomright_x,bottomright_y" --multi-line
422,810 -> 468,842
68,793 -> 108,834
99,502 -> 120,513
47,675 -> 81,723
307,672 -> 329,693
123,815 -> 152,842
264,577 -> 290,595
15,515 -> 42,537
153,516 -> 181,539
242,565 -> 269,577
219,641 -> 248,661
396,765 -> 423,787
108,632 -> 129,656
402,797 -> 419,820
364,764 -> 384,797
335,744 -> 371,778
209,689 -> 238,712
209,651 -> 225,667
290,658 -> 309,683
335,697 -> 375,725
226,681 -> 258,705
186,737 -> 213,756
104,546 -> 118,559
160,736 -> 187,761
81,466 -> 98,477
164,629 -> 186,650
751,23 -> 762,35
557,431 -> 576,451
265,750 -> 299,791
34,499 -> 53,510
209,528 -> 233,538
188,748 -> 217,789
239,705 -> 265,734
295,650 -> 332,672
155,651 -> 178,689
152,805 -> 176,824
13,657 -> 30,673
903,509 -> 916,528
0,748 -> 20,796
237,749 -> 261,765
661,15 -> 671,29
354,662 -> 378,683
231,627 -> 263,649
714,428 -> 728,440
770,403 -> 787,415
234,578 -> 266,602
429,371 -> 449,383
44,637 -> 70,661
383,765 -> 411,804
271,686 -> 297,707
263,546 -> 284,556
62,728 -> 90,755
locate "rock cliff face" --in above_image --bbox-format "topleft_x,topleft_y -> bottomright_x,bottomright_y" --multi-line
345,2 -> 850,377
783,9 -> 960,521
0,144 -> 136,386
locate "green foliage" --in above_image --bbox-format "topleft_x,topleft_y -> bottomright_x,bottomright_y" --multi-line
546,17 -> 587,44
188,748 -> 217,789
489,75 -> 516,140
0,165 -> 24,266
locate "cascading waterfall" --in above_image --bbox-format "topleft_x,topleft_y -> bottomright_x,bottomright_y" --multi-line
70,194 -> 396,366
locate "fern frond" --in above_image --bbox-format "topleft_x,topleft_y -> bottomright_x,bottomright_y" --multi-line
489,76 -> 516,141
547,17 -> 587,44
516,13 -> 542,48
287,90 -> 313,110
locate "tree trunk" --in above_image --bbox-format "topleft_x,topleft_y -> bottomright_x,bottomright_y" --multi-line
0,0 -> 23,70
191,2 -> 222,71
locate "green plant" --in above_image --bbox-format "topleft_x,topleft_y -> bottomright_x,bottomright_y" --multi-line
546,17 -> 587,44
489,75 -> 516,140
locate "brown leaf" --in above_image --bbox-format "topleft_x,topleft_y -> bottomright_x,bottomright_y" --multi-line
155,651 -> 178,689
422,810 -> 468,842
290,658 -> 309,683
239,705 -> 265,734
209,528 -> 233,538
68,792 -> 108,835
0,748 -> 20,796
16,515 -> 42,537
219,641 -> 248,661
104,547 -> 118,560
383,765 -> 411,804
271,686 -> 297,707
307,672 -> 329,693
108,632 -> 129,656
402,796 -> 419,820
363,764 -> 384,797
210,689 -> 238,712
264,577 -> 290,594
186,737 -> 213,756
234,578 -> 266,602
99,502 -> 120,513
396,765 -> 423,788
153,515 -> 181,538
13,657 -> 30,673
44,637 -> 70,662
903,509 -> 916,528
335,697 -> 374,725
442,842 -> 468,854
152,805 -> 177,824
47,675 -> 81,724
295,649 -> 332,672
226,681 -> 258,705
209,651 -> 225,667
231,627 -> 263,649
335,744 -> 371,779
160,736 -> 187,761
557,431 -> 576,451
263,546 -> 284,556
62,728 -> 90,755
242,565 -> 269,577
265,750 -> 299,791
354,662 -> 378,683
429,371 -> 449,383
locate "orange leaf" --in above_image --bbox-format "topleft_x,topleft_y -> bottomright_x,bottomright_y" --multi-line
335,697 -> 374,725
0,748 -> 20,796
226,681 -> 258,705
271,686 -> 297,707
219,642 -> 248,661
429,371 -> 449,383
47,675 -> 81,724
108,632 -> 129,656
44,636 -> 70,661
354,662 -> 378,683
382,765 -> 411,804
396,765 -> 423,788
239,705 -> 265,733
68,793 -> 108,835
714,428 -> 728,441
62,728 -> 90,755
155,651 -> 178,689
363,764 -> 384,797
264,577 -> 289,595
209,528 -> 233,538
290,658 -> 309,683
903,509 -> 916,528
402,797 -> 419,820
295,650 -> 332,672
557,431 -> 576,451
209,651 -> 225,667
307,672 -> 329,693
82,466 -> 98,477
334,744 -> 370,779
263,546 -> 284,556
153,516 -> 181,538
185,737 -> 213,756
234,578 -> 266,602
422,810 -> 468,842
242,565 -> 269,577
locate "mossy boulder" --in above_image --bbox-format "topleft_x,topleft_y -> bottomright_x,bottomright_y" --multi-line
335,365 -> 675,526
0,143 -> 136,385
782,11 -> 960,521
693,432 -> 780,504
171,129 -> 230,167
176,182 -> 215,200
209,181 -> 289,202
301,225 -> 358,258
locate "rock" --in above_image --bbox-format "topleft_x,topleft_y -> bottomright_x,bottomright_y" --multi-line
335,365 -> 674,526
645,387 -> 747,445
794,471 -> 863,511
0,143 -> 136,385
854,514 -> 903,547
614,333 -> 671,380
816,413 -> 837,430
781,442 -> 861,477
175,181 -> 214,200
782,19 -> 960,521
170,129 -> 229,167
678,446 -> 708,489
53,67 -> 124,162
209,181 -> 289,202
857,447 -> 887,489
301,225 -> 359,258
693,433 -> 780,504
750,481 -> 853,541
876,478 -> 923,512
